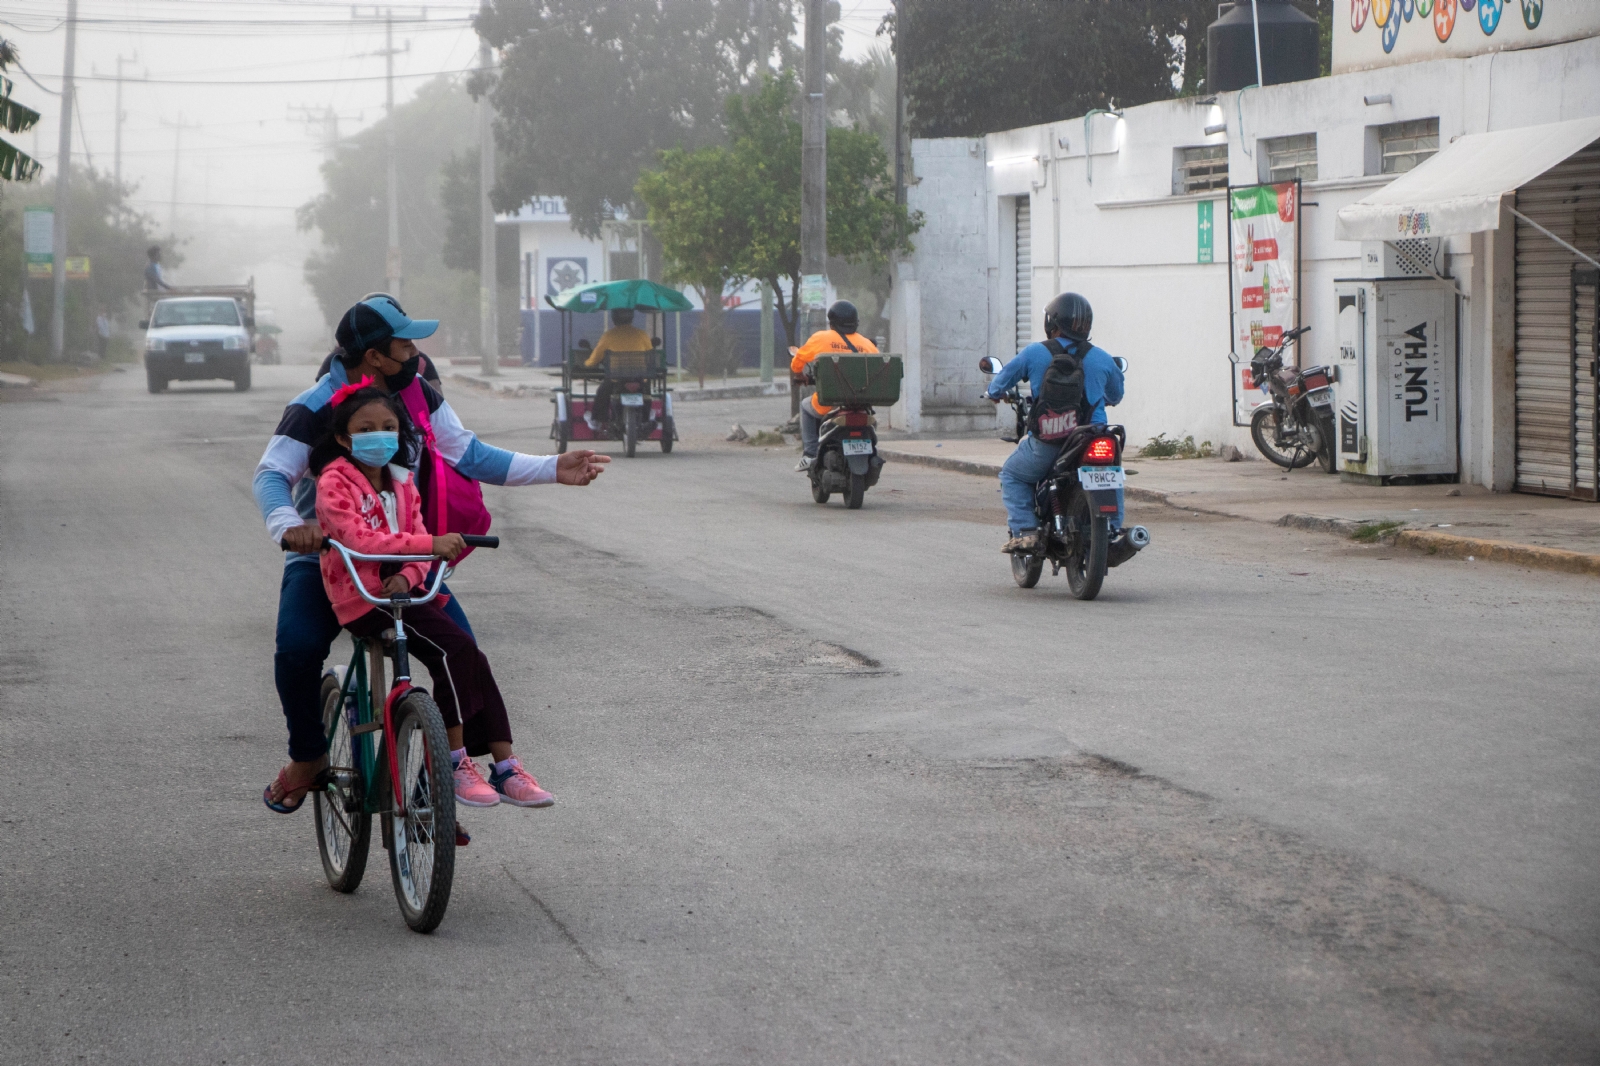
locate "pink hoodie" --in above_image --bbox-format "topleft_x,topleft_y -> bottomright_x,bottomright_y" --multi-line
315,456 -> 435,625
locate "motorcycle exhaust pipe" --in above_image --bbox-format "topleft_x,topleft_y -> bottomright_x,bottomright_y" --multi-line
1106,525 -> 1150,569
1127,525 -> 1151,549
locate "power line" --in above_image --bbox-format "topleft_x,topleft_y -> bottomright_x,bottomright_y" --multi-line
27,67 -> 474,87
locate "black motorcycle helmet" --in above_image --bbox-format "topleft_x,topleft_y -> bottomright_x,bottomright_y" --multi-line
826,300 -> 859,335
1043,292 -> 1093,341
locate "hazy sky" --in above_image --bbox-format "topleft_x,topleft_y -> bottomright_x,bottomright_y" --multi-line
5,0 -> 891,344
7,0 -> 895,233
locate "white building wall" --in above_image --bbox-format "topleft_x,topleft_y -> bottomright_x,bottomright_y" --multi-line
900,34 -> 1600,483
902,138 -> 993,433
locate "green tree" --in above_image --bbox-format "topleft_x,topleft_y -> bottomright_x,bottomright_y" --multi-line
0,39 -> 43,183
297,77 -> 483,346
476,0 -> 798,238
719,72 -> 919,349
884,0 -> 1332,137
1,166 -> 166,362
635,143 -> 750,384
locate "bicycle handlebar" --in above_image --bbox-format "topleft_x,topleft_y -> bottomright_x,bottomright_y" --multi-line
274,535 -> 500,610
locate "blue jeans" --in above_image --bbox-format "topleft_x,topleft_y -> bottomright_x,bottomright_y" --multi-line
799,395 -> 822,458
274,560 -> 474,761
999,435 -> 1124,534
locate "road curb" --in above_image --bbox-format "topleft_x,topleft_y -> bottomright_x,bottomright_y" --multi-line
877,446 -> 1177,508
1391,529 -> 1600,577
887,450 -> 1600,579
449,373 -> 786,403
0,370 -> 37,388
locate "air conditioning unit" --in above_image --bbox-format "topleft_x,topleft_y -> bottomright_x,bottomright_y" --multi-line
1360,238 -> 1442,278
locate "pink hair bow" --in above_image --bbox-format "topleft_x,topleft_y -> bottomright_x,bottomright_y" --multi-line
330,375 -> 378,407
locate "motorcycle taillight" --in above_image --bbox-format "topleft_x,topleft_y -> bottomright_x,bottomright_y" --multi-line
1084,437 -> 1118,464
842,410 -> 871,427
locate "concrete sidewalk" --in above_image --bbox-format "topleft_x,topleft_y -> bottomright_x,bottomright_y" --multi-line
446,363 -> 789,402
878,437 -> 1600,576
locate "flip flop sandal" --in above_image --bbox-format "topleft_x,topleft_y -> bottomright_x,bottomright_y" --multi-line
456,824 -> 471,847
262,766 -> 332,814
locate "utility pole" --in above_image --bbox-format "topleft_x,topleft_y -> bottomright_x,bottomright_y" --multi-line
50,0 -> 80,363
357,7 -> 409,299
477,14 -> 498,377
893,0 -> 906,203
159,114 -> 195,238
797,0 -> 829,415
290,104 -> 361,160
113,53 -> 137,189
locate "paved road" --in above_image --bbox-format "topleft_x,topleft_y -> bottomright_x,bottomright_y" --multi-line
1,366 -> 1595,1065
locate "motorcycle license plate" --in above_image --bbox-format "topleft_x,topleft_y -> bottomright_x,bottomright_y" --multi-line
1078,466 -> 1124,491
619,393 -> 646,406
841,439 -> 874,456
185,352 -> 206,364
1307,386 -> 1334,407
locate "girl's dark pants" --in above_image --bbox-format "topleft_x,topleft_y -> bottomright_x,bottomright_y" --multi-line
274,560 -> 481,761
345,599 -> 513,757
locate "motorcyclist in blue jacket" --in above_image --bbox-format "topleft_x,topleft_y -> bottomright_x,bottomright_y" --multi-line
986,292 -> 1124,554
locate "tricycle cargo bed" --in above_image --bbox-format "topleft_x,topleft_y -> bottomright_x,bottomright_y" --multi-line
812,354 -> 903,407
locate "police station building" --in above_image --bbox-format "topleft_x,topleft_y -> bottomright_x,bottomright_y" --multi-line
889,2 -> 1600,499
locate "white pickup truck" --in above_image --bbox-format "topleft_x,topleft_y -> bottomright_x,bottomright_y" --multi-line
141,283 -> 257,393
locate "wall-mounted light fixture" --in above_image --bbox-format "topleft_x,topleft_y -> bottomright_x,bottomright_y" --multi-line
1363,93 -> 1392,106
1057,135 -> 1070,152
1204,122 -> 1227,136
1083,108 -> 1124,184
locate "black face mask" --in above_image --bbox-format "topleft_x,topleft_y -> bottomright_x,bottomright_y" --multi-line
384,353 -> 420,392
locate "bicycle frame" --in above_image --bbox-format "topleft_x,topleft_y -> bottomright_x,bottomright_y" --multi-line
324,541 -> 451,819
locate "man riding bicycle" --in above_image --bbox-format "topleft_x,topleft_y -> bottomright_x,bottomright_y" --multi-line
254,296 -> 608,813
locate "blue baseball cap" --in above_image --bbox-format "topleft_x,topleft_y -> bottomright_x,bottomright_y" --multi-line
336,295 -> 438,357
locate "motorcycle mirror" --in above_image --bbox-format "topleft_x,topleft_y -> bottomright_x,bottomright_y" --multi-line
977,356 -> 1004,375
1112,356 -> 1128,374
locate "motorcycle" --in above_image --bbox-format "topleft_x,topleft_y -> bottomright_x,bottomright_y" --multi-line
979,355 -> 1150,600
794,355 -> 887,509
1247,325 -> 1337,473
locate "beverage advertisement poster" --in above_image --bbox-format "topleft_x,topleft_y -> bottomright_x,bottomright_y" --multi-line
1227,180 -> 1301,424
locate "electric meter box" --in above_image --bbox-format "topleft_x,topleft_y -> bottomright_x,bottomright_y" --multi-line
1332,278 -> 1458,481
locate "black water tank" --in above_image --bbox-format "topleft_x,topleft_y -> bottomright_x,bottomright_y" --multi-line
1208,0 -> 1320,92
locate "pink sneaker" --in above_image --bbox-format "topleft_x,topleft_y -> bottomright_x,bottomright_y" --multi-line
489,758 -> 555,808
452,756 -> 501,808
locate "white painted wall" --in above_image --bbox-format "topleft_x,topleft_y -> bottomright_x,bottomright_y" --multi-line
899,33 -> 1600,477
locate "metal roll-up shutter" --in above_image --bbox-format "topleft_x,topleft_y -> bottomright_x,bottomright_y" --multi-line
1015,196 -> 1032,353
1575,268 -> 1598,499
1514,141 -> 1600,498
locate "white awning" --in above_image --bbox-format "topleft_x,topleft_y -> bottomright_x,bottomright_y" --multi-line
1335,115 -> 1600,242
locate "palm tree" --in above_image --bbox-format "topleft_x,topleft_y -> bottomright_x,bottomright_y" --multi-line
0,39 -> 44,182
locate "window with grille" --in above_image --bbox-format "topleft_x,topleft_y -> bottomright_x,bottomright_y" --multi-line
1173,144 -> 1229,194
1263,133 -> 1317,183
1379,118 -> 1439,175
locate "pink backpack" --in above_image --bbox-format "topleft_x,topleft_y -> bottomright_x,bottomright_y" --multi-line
397,381 -> 492,560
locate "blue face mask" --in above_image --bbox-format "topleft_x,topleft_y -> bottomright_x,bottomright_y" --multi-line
349,430 -> 399,468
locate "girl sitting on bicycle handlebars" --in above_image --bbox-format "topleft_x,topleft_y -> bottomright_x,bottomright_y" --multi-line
307,379 -> 554,811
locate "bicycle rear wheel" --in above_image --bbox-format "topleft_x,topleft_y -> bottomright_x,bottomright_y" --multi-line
382,689 -> 456,933
314,672 -> 371,893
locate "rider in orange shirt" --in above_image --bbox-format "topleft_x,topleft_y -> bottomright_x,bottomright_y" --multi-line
790,301 -> 878,471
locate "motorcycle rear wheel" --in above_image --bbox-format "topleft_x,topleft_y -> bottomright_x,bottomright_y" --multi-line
1314,411 -> 1338,474
1065,494 -> 1109,601
1011,552 -> 1043,588
1251,405 -> 1315,469
845,471 -> 866,509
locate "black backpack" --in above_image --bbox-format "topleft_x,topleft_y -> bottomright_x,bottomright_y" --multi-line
1028,337 -> 1087,442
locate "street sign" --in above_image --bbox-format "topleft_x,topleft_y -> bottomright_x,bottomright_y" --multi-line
800,273 -> 827,311
1197,200 -> 1214,264
24,206 -> 52,276
66,256 -> 91,280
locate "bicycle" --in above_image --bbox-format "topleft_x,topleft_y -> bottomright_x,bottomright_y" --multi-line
301,533 -> 499,933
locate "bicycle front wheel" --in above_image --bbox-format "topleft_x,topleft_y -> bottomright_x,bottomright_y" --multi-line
382,690 -> 457,933
314,672 -> 371,893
